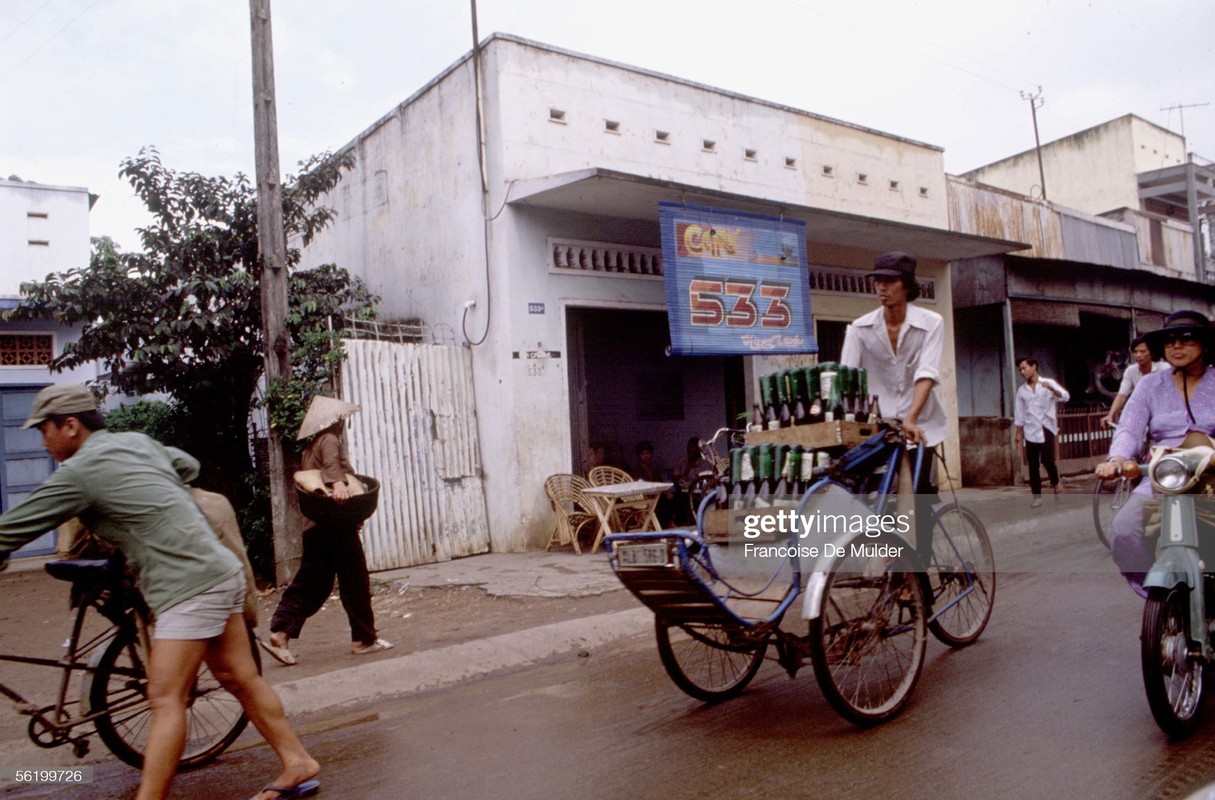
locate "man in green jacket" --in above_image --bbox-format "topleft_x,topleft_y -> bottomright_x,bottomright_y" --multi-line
0,385 -> 319,800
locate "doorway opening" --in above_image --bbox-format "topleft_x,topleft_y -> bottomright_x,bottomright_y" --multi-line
566,308 -> 743,478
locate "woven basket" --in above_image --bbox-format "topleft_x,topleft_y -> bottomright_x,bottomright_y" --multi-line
296,475 -> 380,527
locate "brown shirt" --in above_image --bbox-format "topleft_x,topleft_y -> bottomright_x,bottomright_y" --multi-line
300,431 -> 354,530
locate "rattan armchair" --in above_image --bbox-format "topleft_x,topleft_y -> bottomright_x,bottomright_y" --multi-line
544,473 -> 598,554
587,466 -> 647,531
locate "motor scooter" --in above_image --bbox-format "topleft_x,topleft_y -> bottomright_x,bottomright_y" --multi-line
1134,431 -> 1215,738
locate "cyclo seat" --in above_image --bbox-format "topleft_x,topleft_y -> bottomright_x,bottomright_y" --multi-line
44,558 -> 115,584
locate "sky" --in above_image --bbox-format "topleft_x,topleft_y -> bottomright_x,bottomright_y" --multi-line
2,0 -> 1213,250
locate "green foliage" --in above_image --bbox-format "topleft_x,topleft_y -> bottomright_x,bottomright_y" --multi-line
5,148 -> 379,574
105,400 -> 190,448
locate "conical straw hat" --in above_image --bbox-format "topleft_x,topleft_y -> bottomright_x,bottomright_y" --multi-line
297,395 -> 361,440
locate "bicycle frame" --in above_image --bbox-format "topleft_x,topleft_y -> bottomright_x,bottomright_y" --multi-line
0,560 -> 145,757
799,437 -> 982,626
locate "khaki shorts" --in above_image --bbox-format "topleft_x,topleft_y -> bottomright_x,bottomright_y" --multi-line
153,572 -> 246,640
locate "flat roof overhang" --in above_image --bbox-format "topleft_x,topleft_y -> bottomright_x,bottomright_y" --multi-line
508,168 -> 1028,261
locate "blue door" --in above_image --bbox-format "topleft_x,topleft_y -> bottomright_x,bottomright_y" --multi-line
0,387 -> 57,557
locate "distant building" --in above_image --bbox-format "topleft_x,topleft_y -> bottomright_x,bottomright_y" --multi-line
0,178 -> 99,555
298,34 -> 1019,556
948,116 -> 1215,485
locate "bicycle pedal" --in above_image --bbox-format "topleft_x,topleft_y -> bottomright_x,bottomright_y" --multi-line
15,703 -> 39,715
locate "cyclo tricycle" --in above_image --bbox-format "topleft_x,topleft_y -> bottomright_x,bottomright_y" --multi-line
605,418 -> 994,726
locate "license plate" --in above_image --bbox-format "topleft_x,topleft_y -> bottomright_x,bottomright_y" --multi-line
615,542 -> 670,568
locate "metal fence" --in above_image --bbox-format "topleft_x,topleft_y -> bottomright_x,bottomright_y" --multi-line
1057,408 -> 1113,460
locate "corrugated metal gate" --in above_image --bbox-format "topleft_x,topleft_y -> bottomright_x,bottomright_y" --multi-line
339,338 -> 489,570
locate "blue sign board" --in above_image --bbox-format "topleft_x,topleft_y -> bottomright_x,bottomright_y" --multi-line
659,202 -> 817,356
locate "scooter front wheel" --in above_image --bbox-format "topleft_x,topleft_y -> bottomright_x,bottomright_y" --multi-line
1141,587 -> 1204,739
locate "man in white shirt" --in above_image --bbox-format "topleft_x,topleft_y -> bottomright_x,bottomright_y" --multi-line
1099,336 -> 1167,428
1014,357 -> 1071,507
840,252 -> 947,449
841,252 -> 945,553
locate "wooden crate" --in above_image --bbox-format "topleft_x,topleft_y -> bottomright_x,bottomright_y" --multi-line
745,420 -> 880,450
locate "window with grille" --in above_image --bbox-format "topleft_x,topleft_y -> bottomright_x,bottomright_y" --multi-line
0,335 -> 53,367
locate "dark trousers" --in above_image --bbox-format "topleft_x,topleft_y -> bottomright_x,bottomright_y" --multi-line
1025,430 -> 1060,496
270,523 -> 377,645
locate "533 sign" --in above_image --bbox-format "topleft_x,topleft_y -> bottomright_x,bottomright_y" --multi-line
660,203 -> 817,356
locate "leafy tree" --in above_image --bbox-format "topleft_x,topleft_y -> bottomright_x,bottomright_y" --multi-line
6,148 -> 378,569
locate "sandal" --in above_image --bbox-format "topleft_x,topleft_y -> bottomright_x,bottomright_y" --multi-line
257,637 -> 297,666
351,638 -> 394,655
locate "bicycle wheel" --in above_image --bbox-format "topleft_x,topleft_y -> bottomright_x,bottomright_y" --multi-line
926,503 -> 995,647
654,617 -> 768,702
1141,587 -> 1204,739
1092,477 -> 1131,549
809,532 -> 927,726
89,625 -> 257,769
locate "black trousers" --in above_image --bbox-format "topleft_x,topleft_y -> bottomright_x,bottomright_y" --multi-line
270,523 -> 377,645
1024,429 -> 1060,496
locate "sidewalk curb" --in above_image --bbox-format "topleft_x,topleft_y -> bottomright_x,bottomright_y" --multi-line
274,607 -> 651,717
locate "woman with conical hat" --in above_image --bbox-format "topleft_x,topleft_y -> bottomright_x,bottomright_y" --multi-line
259,396 -> 392,666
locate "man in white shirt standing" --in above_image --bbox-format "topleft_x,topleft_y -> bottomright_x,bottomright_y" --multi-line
1014,357 -> 1071,507
841,251 -> 945,553
1099,336 -> 1167,428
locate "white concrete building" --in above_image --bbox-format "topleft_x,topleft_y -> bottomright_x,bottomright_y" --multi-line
299,35 -> 1019,554
0,178 -> 98,555
962,114 -> 1214,282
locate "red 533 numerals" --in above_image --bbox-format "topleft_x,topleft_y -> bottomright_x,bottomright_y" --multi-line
688,279 -> 792,329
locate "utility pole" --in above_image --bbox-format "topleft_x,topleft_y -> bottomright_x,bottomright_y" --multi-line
1020,86 -> 1047,200
249,0 -> 299,584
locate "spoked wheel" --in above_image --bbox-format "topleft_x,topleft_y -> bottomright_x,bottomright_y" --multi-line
655,617 -> 768,702
809,532 -> 927,726
1141,587 -> 1205,739
1092,477 -> 1132,549
925,503 -> 995,647
89,625 -> 257,769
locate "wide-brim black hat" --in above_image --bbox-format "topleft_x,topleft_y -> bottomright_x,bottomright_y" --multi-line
1143,310 -> 1215,360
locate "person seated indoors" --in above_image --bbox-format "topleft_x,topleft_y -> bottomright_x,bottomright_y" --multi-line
633,440 -> 677,528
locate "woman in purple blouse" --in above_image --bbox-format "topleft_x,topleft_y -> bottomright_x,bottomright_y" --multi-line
1096,311 -> 1215,596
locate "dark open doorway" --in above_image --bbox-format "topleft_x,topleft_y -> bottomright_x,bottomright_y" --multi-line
566,308 -> 743,477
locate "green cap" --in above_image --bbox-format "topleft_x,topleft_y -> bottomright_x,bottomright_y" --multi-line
22,384 -> 98,429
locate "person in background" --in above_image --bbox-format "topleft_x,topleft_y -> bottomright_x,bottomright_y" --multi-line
673,436 -> 715,526
1014,357 -> 1070,508
1096,311 -> 1215,597
1100,335 -> 1167,428
0,385 -> 319,800
262,396 -> 392,667
633,439 -> 676,528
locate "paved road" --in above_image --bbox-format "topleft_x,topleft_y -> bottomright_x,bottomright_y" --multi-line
20,569 -> 1215,800
10,483 -> 1215,799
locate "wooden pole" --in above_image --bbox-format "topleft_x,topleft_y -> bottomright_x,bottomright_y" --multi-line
249,0 -> 299,584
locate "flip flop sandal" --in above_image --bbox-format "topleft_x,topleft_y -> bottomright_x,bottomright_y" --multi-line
257,637 -> 298,666
252,779 -> 320,800
351,638 -> 394,655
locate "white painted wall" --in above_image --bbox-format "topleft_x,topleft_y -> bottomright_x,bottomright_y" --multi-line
0,180 -> 92,296
961,114 -> 1188,216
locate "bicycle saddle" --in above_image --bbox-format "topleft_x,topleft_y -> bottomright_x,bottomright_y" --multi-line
44,558 -> 114,584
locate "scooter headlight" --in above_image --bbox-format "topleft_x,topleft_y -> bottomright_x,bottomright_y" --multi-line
1152,455 -> 1195,493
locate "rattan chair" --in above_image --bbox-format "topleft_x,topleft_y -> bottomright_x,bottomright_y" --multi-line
587,466 -> 647,531
544,473 -> 598,555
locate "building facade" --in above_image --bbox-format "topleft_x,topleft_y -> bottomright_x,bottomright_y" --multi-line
0,178 -> 99,555
950,117 -> 1215,484
298,35 -> 1019,553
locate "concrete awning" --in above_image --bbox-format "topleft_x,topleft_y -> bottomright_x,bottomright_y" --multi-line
508,167 -> 1028,261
